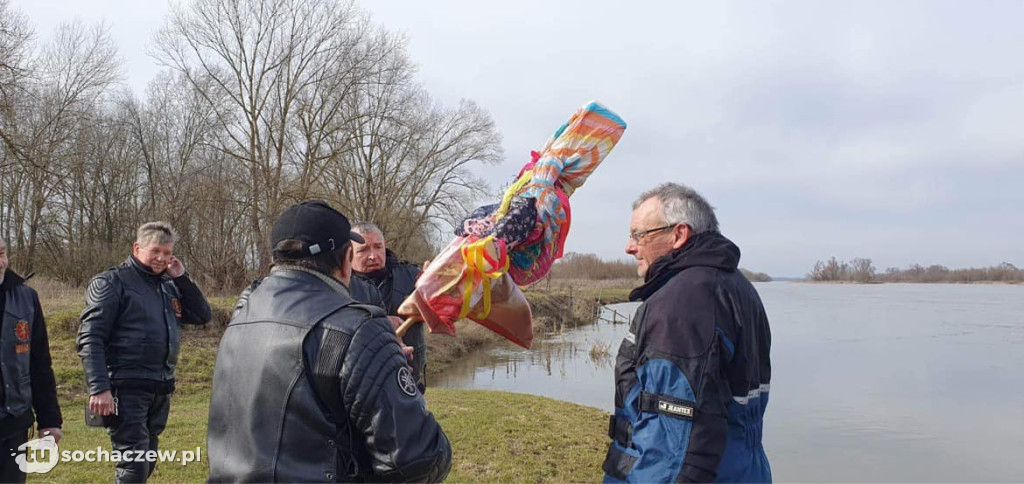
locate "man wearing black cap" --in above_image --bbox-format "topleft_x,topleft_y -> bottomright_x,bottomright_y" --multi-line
207,200 -> 451,483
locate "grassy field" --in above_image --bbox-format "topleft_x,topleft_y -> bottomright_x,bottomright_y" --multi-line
24,278 -> 634,482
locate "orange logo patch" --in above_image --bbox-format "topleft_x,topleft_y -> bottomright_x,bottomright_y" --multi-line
15,343 -> 29,354
171,299 -> 183,319
14,320 -> 30,342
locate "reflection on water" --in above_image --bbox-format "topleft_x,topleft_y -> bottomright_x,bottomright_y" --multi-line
432,283 -> 1024,482
433,304 -> 632,410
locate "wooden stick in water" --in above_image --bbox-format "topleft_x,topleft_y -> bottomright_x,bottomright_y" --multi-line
395,316 -> 420,337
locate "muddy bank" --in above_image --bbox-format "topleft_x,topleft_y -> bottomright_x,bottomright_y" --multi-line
425,280 -> 636,377
41,278 -> 637,379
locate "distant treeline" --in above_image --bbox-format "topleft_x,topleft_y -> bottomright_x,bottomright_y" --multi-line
740,269 -> 772,282
549,253 -> 637,280
810,257 -> 1023,283
548,252 -> 772,282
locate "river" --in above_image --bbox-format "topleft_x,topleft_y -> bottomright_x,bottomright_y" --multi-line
432,283 -> 1024,481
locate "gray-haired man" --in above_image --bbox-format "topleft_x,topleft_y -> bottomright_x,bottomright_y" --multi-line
603,183 -> 772,483
350,222 -> 428,390
77,222 -> 212,483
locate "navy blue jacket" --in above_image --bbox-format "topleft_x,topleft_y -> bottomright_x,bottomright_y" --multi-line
0,270 -> 62,438
603,232 -> 772,483
354,250 -> 427,386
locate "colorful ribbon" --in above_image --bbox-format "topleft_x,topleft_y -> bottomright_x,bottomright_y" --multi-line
458,236 -> 510,319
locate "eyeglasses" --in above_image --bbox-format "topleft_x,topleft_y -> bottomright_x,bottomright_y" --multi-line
628,223 -> 679,243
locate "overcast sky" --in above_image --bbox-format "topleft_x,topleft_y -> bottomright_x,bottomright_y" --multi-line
18,0 -> 1024,277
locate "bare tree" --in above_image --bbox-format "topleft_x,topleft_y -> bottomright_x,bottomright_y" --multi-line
849,257 -> 875,283
154,0 -> 386,270
0,21 -> 121,272
2,0 -> 502,290
155,0 -> 502,270
811,256 -> 847,281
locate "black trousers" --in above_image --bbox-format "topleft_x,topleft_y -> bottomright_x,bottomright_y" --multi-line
0,429 -> 28,484
106,388 -> 170,484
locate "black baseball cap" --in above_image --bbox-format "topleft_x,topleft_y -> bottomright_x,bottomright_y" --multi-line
271,200 -> 364,257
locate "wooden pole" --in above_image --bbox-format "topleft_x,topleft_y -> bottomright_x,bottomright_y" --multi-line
395,316 -> 420,337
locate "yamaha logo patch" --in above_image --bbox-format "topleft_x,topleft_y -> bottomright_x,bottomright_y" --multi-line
397,366 -> 418,397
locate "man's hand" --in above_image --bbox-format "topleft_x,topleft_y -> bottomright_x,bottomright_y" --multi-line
167,256 -> 186,278
89,390 -> 115,416
388,316 -> 415,360
39,428 -> 62,444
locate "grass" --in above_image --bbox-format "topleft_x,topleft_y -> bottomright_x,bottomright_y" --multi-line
427,390 -> 608,483
26,278 -> 631,482
32,330 -> 218,482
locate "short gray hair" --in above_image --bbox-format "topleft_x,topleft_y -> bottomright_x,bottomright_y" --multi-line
136,221 -> 178,247
633,182 -> 719,234
351,222 -> 383,239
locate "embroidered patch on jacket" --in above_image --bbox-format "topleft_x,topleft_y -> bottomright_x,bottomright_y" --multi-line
397,366 -> 418,397
15,344 -> 29,354
14,320 -> 30,342
171,299 -> 183,319
658,400 -> 694,418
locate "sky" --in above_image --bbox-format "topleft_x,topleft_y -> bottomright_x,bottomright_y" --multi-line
17,0 -> 1024,277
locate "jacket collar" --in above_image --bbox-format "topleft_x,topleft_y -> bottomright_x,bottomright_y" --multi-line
0,269 -> 25,292
354,249 -> 403,284
127,255 -> 167,282
629,231 -> 742,302
271,264 -> 351,298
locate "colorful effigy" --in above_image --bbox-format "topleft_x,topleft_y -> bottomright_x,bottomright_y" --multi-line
398,101 -> 627,348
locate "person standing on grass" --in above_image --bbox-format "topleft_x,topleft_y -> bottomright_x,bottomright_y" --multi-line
603,183 -> 772,483
207,201 -> 450,482
350,222 -> 429,391
0,236 -> 63,483
77,222 -> 212,483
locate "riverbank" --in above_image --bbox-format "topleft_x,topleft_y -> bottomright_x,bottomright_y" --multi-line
425,278 -> 636,376
30,278 -> 631,481
36,313 -> 613,482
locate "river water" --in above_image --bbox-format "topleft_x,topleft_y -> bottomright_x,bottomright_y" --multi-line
432,283 -> 1024,482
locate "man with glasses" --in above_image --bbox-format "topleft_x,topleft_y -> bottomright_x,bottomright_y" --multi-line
603,183 -> 772,483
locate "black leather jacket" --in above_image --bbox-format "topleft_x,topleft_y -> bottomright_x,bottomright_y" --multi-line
208,267 -> 451,482
77,257 -> 212,395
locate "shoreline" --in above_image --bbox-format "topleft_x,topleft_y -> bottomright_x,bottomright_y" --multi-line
425,278 -> 637,377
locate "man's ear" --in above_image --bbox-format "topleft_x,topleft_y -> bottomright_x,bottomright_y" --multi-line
338,246 -> 354,284
671,224 -> 689,250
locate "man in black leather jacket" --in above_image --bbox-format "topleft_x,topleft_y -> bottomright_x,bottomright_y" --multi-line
350,223 -> 427,390
0,236 -> 63,483
77,222 -> 212,483
207,201 -> 451,482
